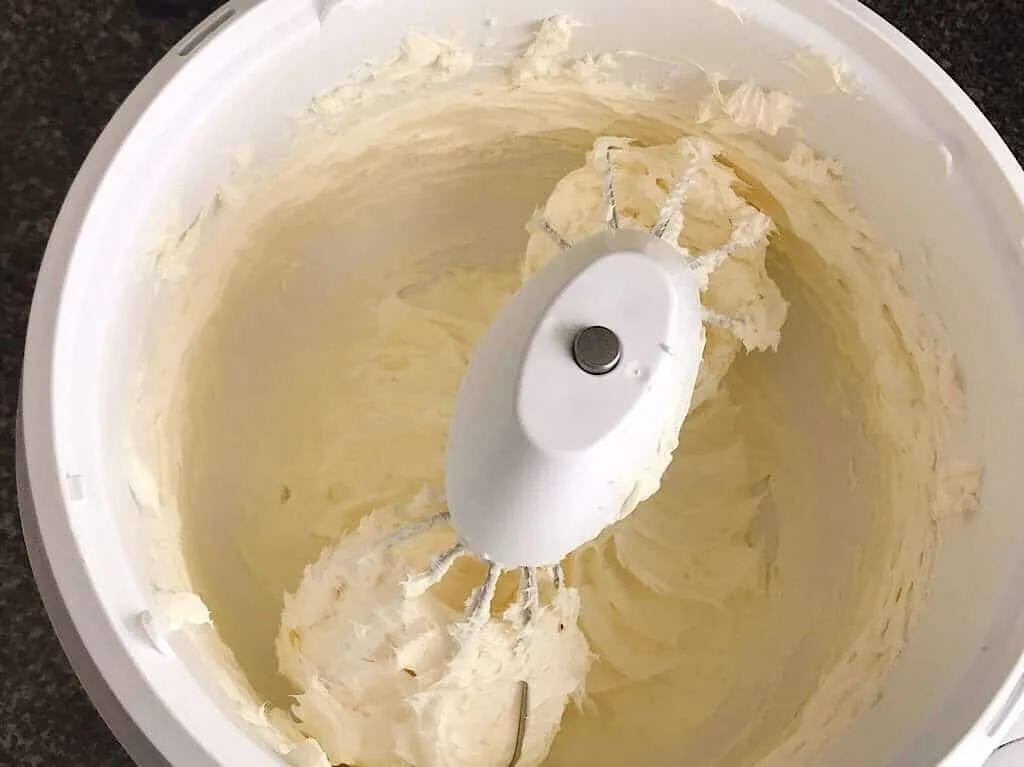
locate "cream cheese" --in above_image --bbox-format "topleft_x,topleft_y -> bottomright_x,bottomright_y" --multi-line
130,14 -> 979,767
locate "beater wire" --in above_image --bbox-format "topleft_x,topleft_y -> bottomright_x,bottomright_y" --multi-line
403,543 -> 467,598
467,561 -> 503,626
505,680 -> 530,767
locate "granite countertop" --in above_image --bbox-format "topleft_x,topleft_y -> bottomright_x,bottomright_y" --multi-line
1,1 -> 1023,764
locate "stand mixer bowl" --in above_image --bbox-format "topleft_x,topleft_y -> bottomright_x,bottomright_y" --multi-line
18,1 -> 1024,765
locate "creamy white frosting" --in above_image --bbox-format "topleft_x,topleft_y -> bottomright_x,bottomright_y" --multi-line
130,15 -> 978,767
278,493 -> 590,767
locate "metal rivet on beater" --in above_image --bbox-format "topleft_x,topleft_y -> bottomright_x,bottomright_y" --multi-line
572,325 -> 621,375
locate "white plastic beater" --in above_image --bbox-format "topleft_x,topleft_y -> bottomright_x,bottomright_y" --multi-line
375,141 -> 762,632
446,226 -> 705,569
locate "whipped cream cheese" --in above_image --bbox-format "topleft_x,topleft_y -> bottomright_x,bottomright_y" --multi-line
130,15 -> 978,767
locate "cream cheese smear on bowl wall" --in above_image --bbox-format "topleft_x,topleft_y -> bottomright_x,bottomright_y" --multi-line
128,14 -> 980,767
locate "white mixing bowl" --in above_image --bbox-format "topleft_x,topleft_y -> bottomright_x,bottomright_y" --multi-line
17,0 -> 1024,764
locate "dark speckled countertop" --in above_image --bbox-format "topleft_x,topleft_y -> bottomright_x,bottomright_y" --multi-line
1,1 -> 1023,764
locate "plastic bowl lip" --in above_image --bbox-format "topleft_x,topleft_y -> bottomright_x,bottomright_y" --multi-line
18,5 -> 291,765
15,411 -> 175,767
841,0 -> 1024,190
17,0 -> 1024,765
